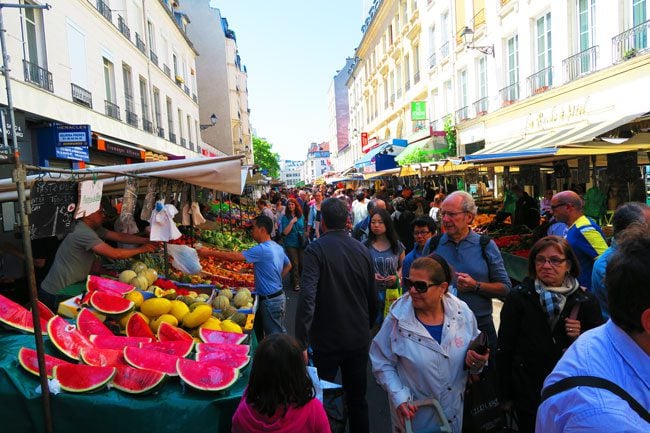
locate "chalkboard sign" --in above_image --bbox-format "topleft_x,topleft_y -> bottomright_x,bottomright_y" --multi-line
29,180 -> 78,240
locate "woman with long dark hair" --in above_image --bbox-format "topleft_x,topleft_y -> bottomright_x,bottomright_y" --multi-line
231,333 -> 331,433
280,198 -> 305,291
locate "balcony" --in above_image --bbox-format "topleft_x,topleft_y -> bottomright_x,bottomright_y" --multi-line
527,66 -> 553,96
180,138 -> 187,148
163,64 -> 171,78
428,52 -> 437,68
135,33 -> 146,54
612,19 -> 650,63
71,83 -> 92,108
440,41 -> 450,59
143,118 -> 153,133
117,16 -> 130,40
105,100 -> 120,120
455,106 -> 469,123
157,127 -> 165,138
23,60 -> 53,92
473,97 -> 488,117
405,79 -> 410,91
96,0 -> 112,23
189,141 -> 194,151
499,82 -> 519,107
563,46 -> 598,83
126,110 -> 138,127
183,85 -> 190,95
169,132 -> 176,143
414,71 -> 420,84
150,50 -> 158,66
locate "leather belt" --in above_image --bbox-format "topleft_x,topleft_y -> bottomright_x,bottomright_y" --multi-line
258,290 -> 283,301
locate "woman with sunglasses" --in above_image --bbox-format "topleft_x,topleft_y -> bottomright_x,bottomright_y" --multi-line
370,255 -> 488,433
497,236 -> 602,433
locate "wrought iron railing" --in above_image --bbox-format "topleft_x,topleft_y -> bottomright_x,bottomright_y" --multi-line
405,79 -> 410,91
527,66 -> 553,96
183,85 -> 190,95
157,127 -> 165,138
473,97 -> 488,116
189,141 -> 194,151
118,16 -> 130,40
428,52 -> 437,68
143,119 -> 153,133
499,82 -> 519,106
105,100 -> 120,120
71,83 -> 92,108
455,106 -> 469,122
440,41 -> 450,59
169,132 -> 176,143
563,46 -> 598,83
192,94 -> 198,103
612,18 -> 649,63
180,138 -> 187,148
150,50 -> 158,66
96,0 -> 112,23
23,60 -> 53,92
135,33 -> 146,54
126,110 -> 139,127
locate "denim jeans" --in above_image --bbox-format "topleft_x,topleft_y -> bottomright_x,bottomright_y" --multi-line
253,293 -> 287,341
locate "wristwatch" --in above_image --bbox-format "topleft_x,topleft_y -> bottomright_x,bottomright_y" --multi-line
474,282 -> 481,294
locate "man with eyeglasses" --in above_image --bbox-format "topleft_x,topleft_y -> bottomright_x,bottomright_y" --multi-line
550,190 -> 607,290
401,216 -> 437,279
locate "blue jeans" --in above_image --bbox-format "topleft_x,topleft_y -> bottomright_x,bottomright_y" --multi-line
254,293 -> 286,341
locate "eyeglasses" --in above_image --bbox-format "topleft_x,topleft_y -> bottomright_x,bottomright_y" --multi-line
403,277 -> 441,293
371,220 -> 385,225
550,203 -> 568,211
413,230 -> 430,237
440,210 -> 466,218
534,256 -> 568,267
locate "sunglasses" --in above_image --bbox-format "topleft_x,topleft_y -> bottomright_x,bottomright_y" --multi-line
403,277 -> 442,293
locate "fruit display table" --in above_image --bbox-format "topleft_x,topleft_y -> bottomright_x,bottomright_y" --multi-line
0,331 -> 254,433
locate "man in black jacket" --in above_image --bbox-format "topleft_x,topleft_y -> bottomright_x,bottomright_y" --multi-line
295,198 -> 377,433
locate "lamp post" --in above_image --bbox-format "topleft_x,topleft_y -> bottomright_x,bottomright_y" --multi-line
200,113 -> 218,130
460,26 -> 494,57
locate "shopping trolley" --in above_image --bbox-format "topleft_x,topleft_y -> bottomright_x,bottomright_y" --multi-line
404,398 -> 452,433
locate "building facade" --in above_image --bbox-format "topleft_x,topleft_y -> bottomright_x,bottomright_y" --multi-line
280,159 -> 304,188
184,0 -> 253,165
302,142 -> 332,184
328,58 -> 353,172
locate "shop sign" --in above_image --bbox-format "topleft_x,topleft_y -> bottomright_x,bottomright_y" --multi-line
411,101 -> 427,121
96,137 -> 145,160
55,145 -> 90,162
55,124 -> 91,147
363,136 -> 378,153
0,109 -> 26,140
525,99 -> 588,132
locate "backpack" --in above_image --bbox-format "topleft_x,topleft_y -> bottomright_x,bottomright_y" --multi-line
423,233 -> 493,280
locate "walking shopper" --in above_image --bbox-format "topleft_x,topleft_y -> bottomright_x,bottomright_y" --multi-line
295,197 -> 377,433
497,236 -> 602,433
401,216 -> 436,279
280,198 -> 305,291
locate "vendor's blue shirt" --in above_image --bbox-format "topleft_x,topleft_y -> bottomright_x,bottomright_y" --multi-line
242,241 -> 289,296
431,231 -> 511,318
591,241 -> 616,320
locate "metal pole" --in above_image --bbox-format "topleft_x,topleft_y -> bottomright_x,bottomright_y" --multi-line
0,4 -> 52,433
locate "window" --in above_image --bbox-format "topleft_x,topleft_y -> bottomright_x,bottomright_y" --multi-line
507,34 -> 519,92
443,80 -> 452,115
536,13 -> 552,73
172,53 -> 179,76
67,22 -> 87,88
147,20 -> 156,52
633,0 -> 647,49
578,0 -> 596,51
166,97 -> 174,139
153,87 -> 162,130
139,76 -> 149,122
122,64 -> 134,113
441,12 -> 449,45
396,62 -> 402,97
413,45 -> 420,76
177,109 -> 183,141
103,58 -> 116,103
458,69 -> 468,119
404,54 -> 410,89
187,115 -> 192,147
22,1 -> 47,67
383,77 -> 388,107
428,25 -> 436,63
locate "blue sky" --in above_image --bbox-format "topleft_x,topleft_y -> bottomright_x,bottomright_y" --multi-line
212,1 -> 365,160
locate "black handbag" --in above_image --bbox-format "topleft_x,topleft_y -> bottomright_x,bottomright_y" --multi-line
462,372 -> 506,433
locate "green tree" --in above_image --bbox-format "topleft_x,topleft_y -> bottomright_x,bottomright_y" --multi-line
252,136 -> 280,178
443,115 -> 457,157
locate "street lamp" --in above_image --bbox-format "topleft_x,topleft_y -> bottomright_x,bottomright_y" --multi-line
460,26 -> 494,57
200,113 -> 218,130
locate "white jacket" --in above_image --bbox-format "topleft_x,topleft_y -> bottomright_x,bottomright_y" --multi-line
370,292 -> 479,433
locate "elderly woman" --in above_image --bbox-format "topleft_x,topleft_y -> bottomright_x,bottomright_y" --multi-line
497,236 -> 603,433
370,255 -> 489,433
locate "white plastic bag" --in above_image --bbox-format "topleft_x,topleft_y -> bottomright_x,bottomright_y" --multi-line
167,244 -> 202,275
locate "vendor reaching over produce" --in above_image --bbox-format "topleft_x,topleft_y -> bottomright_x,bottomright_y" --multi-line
39,207 -> 159,311
198,215 -> 291,341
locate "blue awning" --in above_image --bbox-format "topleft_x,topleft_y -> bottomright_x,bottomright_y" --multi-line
463,148 -> 558,163
355,140 -> 407,168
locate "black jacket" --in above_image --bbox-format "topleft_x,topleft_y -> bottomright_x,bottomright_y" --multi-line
295,230 -> 377,353
497,278 -> 603,413
513,192 -> 540,229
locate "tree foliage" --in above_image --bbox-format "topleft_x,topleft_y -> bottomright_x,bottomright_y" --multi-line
443,116 -> 457,157
252,136 -> 280,178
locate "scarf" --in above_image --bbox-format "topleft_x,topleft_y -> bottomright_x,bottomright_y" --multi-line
534,276 -> 580,328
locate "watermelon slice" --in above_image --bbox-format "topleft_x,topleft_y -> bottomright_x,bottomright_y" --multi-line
139,340 -> 193,358
53,364 -> 116,393
0,294 -> 48,335
80,347 -> 127,367
157,321 -> 193,342
195,343 -> 250,356
176,358 -> 238,392
123,347 -> 180,376
111,365 -> 166,395
47,316 -> 94,361
89,335 -> 153,350
195,351 -> 250,369
76,308 -> 113,339
17,347 -> 72,379
199,328 -> 247,345
86,275 -> 135,296
126,312 -> 156,340
89,291 -> 134,315
34,301 -> 55,322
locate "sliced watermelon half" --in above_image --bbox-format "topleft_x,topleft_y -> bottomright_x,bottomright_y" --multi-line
126,312 -> 156,340
80,347 -> 127,367
47,316 -> 94,361
157,321 -> 193,342
53,364 -> 116,393
89,291 -> 134,315
89,334 -> 153,350
176,358 -> 238,392
195,343 -> 250,356
195,351 -> 250,370
76,308 -> 114,339
111,365 -> 166,395
199,328 -> 247,345
34,301 -> 55,322
18,347 -> 72,379
139,340 -> 193,358
0,294 -> 48,335
123,347 -> 180,376
86,275 -> 135,296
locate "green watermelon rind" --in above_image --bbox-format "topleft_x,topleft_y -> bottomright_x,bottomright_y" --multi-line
53,364 -> 116,393
123,347 -> 180,376
89,291 -> 134,316
0,294 -> 47,335
157,321 -> 193,342
195,343 -> 250,356
198,328 -> 247,345
76,308 -> 114,339
139,340 -> 194,358
126,312 -> 156,340
47,316 -> 94,361
111,365 -> 167,395
176,358 -> 239,392
17,347 -> 71,379
80,347 -> 127,367
86,275 -> 135,296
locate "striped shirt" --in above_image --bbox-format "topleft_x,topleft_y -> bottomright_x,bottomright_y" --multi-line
565,215 -> 608,290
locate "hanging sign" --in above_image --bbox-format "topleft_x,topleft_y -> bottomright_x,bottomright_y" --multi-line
74,180 -> 104,219
29,180 -> 78,240
411,101 -> 427,121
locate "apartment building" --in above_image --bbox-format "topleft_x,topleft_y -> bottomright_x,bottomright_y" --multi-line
0,0 -> 210,172
328,58 -> 353,172
302,142 -> 332,184
184,0 -> 253,165
280,160 -> 304,188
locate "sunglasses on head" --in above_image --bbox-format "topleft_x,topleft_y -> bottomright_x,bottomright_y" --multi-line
402,277 -> 442,293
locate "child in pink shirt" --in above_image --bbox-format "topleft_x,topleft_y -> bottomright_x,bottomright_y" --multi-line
231,334 -> 331,433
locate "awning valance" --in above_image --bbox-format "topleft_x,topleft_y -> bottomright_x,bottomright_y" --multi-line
354,141 -> 407,168
362,168 -> 400,179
